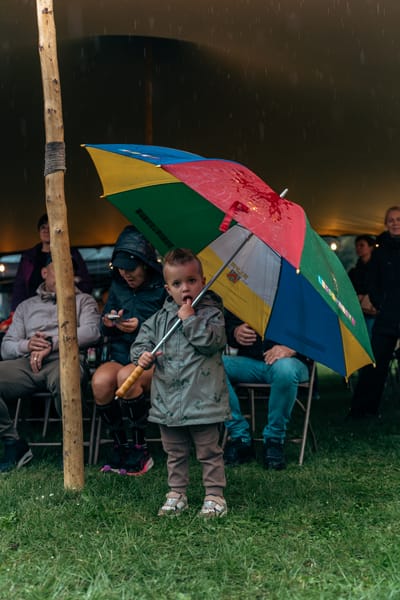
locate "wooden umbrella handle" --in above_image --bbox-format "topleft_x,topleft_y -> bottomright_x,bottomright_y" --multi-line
115,365 -> 144,399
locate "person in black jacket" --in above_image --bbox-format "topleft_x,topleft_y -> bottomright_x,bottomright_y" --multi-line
91,226 -> 166,475
349,206 -> 400,418
223,311 -> 310,470
348,234 -> 376,338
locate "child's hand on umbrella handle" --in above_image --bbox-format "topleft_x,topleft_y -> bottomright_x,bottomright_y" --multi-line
138,351 -> 156,370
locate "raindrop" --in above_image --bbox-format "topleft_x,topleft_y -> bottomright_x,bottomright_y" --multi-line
258,122 -> 265,142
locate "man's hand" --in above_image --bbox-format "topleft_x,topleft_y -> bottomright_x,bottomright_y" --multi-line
30,346 -> 52,373
28,332 -> 52,353
234,323 -> 257,346
263,344 -> 296,365
28,332 -> 53,372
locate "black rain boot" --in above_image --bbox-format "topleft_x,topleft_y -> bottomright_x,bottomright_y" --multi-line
97,400 -> 128,471
121,394 -> 149,447
121,395 -> 153,475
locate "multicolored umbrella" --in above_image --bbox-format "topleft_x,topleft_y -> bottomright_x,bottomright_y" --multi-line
84,143 -> 374,377
83,144 -> 305,261
198,224 -> 374,378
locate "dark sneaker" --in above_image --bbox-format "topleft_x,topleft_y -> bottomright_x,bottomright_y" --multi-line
0,438 -> 33,473
263,439 -> 286,470
100,443 -> 129,474
223,439 -> 254,466
123,444 -> 154,476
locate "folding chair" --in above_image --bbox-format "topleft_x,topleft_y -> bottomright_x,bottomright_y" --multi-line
11,342 -> 108,464
226,361 -> 317,466
12,391 -> 98,464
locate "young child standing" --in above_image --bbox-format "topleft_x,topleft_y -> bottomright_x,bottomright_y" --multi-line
130,248 -> 230,517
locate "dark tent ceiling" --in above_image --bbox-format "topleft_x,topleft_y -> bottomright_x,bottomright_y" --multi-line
2,0 -> 400,252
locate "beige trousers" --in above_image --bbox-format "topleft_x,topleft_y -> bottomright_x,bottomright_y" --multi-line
159,423 -> 226,497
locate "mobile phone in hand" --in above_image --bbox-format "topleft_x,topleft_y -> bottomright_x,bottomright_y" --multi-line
105,313 -> 121,321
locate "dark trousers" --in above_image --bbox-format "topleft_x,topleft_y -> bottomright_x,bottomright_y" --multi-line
351,330 -> 398,415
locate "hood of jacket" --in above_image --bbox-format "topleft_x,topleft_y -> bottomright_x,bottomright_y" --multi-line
112,225 -> 162,273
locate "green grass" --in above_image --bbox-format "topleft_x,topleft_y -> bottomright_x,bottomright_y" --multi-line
1,367 -> 400,599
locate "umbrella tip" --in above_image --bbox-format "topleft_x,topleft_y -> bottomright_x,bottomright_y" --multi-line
280,188 -> 289,198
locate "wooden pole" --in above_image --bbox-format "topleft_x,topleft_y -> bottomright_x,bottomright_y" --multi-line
36,0 -> 84,490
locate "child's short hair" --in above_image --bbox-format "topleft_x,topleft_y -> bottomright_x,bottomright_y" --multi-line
355,234 -> 375,247
163,248 -> 203,277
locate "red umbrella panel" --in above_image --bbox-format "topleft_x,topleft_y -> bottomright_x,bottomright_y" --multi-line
83,144 -> 306,263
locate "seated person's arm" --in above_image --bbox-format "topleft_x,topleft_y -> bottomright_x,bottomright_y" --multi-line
76,295 -> 101,349
1,307 -> 30,359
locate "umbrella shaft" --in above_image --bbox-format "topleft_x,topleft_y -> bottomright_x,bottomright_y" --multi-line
151,229 -> 254,355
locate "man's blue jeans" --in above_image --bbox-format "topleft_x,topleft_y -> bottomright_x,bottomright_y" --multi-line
223,355 -> 309,444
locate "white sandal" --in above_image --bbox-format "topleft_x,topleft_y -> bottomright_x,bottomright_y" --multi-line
199,495 -> 228,518
158,492 -> 188,516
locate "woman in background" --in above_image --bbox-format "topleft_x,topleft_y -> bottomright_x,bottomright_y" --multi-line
350,206 -> 400,418
348,234 -> 376,338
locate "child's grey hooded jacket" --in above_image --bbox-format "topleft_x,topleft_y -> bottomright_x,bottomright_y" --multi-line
130,291 -> 230,426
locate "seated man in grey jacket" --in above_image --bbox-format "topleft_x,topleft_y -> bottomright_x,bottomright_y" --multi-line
0,255 -> 100,473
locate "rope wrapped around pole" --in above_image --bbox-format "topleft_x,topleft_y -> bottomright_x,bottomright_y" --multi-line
44,141 -> 66,175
